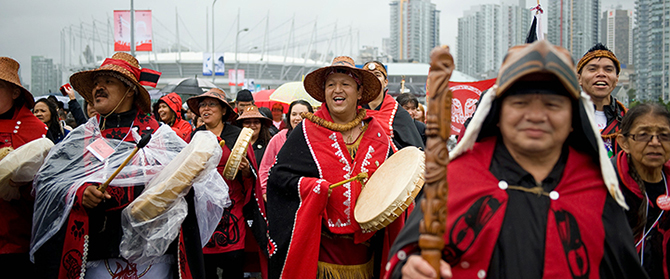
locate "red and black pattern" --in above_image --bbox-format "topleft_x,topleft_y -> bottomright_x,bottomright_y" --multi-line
267,105 -> 399,279
0,105 -> 47,256
384,137 -> 646,279
444,195 -> 502,263
189,124 -> 259,255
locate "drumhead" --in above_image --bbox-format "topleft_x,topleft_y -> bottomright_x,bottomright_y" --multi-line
223,127 -> 254,180
0,138 -> 53,201
354,146 -> 424,231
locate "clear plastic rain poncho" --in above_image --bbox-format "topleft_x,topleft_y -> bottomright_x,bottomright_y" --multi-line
30,117 -> 230,263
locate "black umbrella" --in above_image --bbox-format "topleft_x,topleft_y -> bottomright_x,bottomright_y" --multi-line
387,83 -> 426,97
159,76 -> 218,96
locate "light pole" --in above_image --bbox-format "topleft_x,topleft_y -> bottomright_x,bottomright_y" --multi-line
246,46 -> 258,88
232,27 -> 249,95
130,0 -> 135,56
211,0 -> 217,83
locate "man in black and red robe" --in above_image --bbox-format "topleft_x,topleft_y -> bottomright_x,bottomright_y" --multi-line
267,56 -> 408,279
31,52 -> 211,279
386,40 -> 647,279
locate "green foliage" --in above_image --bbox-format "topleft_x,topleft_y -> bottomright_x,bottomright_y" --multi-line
657,97 -> 670,111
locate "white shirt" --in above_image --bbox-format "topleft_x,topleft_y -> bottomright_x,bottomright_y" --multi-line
595,110 -> 607,132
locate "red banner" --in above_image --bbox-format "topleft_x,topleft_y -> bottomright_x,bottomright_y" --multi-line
114,10 -> 153,52
448,78 -> 496,135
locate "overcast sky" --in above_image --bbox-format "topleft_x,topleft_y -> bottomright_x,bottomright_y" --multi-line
1,0 -> 633,88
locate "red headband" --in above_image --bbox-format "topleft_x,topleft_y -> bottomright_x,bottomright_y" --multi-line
326,68 -> 361,86
100,58 -> 161,88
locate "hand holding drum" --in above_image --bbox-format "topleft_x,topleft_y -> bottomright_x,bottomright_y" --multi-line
130,132 -> 221,221
0,138 -> 53,201
354,146 -> 425,232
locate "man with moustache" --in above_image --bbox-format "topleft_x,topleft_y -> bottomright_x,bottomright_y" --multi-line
31,52 -> 210,279
577,43 -> 627,158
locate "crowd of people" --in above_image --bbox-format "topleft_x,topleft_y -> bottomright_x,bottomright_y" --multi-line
1,38 -> 669,279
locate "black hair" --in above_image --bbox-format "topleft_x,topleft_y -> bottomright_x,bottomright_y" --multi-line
152,99 -> 176,126
237,116 -> 273,146
35,98 -> 64,141
285,100 -> 314,136
396,93 -> 419,108
587,43 -> 612,54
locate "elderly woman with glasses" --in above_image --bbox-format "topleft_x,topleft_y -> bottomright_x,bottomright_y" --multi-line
613,103 -> 670,278
187,88 -> 263,279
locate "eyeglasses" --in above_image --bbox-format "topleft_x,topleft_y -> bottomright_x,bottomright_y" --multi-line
199,101 -> 220,108
628,132 -> 670,142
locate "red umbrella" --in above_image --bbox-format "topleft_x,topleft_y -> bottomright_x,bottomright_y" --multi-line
253,89 -> 288,113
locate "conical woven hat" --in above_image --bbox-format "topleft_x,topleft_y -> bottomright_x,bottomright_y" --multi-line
70,52 -> 160,113
0,57 -> 34,109
304,56 -> 381,105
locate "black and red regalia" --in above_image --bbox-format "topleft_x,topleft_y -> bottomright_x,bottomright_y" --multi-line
0,103 -> 47,274
267,106 -> 404,279
385,136 -> 647,279
188,124 -> 268,278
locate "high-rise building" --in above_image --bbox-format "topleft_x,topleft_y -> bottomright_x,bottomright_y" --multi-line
635,0 -> 670,101
547,0 -> 600,60
31,56 -> 61,95
600,9 -> 633,67
456,1 -> 530,79
389,0 -> 440,63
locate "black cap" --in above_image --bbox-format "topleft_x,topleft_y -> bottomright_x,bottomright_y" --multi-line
236,89 -> 254,102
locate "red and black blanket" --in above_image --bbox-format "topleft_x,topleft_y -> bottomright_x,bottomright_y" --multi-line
385,137 -> 646,279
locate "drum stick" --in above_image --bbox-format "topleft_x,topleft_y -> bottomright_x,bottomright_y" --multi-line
419,46 -> 454,278
97,133 -> 152,193
329,172 -> 368,189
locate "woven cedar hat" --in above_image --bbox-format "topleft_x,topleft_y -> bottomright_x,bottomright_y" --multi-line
187,88 -> 238,123
236,105 -> 273,127
70,52 -> 161,113
496,40 -> 580,99
303,56 -> 381,105
0,57 -> 35,108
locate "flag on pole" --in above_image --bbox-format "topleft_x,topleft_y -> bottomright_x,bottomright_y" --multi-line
448,78 -> 497,135
525,4 -> 544,43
